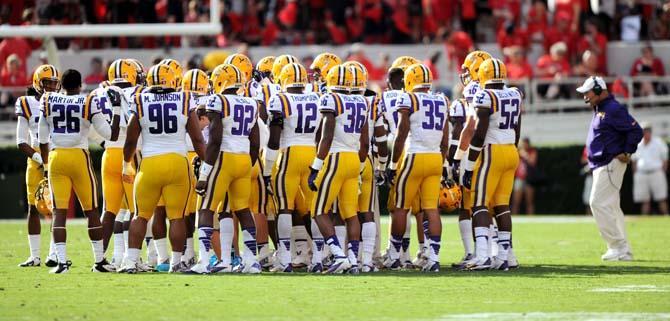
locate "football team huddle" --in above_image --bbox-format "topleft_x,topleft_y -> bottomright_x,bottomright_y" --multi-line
16,49 -> 521,274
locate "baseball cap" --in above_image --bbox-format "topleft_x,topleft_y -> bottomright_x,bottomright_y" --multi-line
576,76 -> 607,94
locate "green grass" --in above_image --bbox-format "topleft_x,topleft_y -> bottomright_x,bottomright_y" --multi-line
1,216 -> 669,321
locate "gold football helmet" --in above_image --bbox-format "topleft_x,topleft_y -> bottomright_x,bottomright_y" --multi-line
182,69 -> 210,94
404,63 -> 433,92
32,64 -> 60,94
477,58 -> 507,86
256,56 -> 275,77
160,59 -> 184,87
460,50 -> 492,85
108,59 -> 139,86
272,54 -> 299,83
391,56 -> 420,71
127,58 -> 146,86
439,182 -> 462,212
325,65 -> 352,92
146,64 -> 177,89
346,63 -> 367,92
211,64 -> 244,94
35,178 -> 52,216
278,63 -> 308,90
224,53 -> 253,83
310,53 -> 342,82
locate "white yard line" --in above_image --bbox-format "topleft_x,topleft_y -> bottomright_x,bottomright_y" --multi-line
438,313 -> 670,321
589,285 -> 670,293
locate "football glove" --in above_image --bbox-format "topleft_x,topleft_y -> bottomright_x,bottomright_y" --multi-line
386,168 -> 397,186
308,168 -> 319,192
451,159 -> 461,183
461,170 -> 473,190
374,169 -> 386,186
191,155 -> 202,178
263,175 -> 273,196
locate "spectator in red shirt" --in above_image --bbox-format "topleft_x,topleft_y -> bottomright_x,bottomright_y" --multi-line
0,37 -> 32,75
497,22 -> 529,52
443,29 -> 474,72
0,54 -> 29,108
423,51 -> 441,81
84,57 -> 106,86
543,11 -> 578,60
630,45 -> 666,97
504,46 -> 533,81
527,0 -> 548,42
536,42 -> 572,99
577,20 -> 608,74
553,0 -> 581,33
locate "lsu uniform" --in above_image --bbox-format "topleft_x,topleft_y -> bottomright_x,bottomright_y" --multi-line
311,92 -> 368,219
200,94 -> 259,213
459,81 -> 480,210
359,95 -> 384,214
185,93 -> 209,214
131,90 -> 195,220
97,86 -> 142,215
468,87 -> 522,208
394,92 -> 448,210
15,96 -> 44,206
242,80 -> 271,216
39,92 -> 108,211
267,92 -> 321,213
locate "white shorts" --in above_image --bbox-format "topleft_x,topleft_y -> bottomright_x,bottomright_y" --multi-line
633,170 -> 668,202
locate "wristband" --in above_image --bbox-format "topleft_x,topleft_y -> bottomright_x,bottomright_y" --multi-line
359,162 -> 366,173
389,162 -> 398,170
443,158 -> 450,168
112,106 -> 121,116
264,148 -> 279,176
375,134 -> 388,143
31,152 -> 43,164
310,158 -> 324,171
454,148 -> 466,160
199,162 -> 213,180
449,139 -> 459,147
468,144 -> 482,152
463,159 -> 476,171
122,161 -> 135,175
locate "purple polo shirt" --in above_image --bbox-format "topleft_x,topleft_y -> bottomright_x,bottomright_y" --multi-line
586,95 -> 643,169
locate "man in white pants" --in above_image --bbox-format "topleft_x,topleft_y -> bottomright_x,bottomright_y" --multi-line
632,123 -> 669,215
577,76 -> 643,261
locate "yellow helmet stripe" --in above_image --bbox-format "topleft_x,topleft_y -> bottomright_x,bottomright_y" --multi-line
352,68 -> 357,87
421,65 -> 430,83
49,65 -> 57,78
287,56 -> 296,64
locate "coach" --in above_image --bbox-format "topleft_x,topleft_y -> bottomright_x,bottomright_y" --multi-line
577,76 -> 643,261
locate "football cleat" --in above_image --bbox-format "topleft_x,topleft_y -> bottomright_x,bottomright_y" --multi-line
412,250 -> 428,269
210,261 -> 232,274
466,257 -> 493,271
508,249 -> 519,269
155,259 -> 170,272
422,261 -> 440,272
231,254 -> 242,268
602,248 -> 633,261
269,263 -> 293,273
401,260 -> 416,270
187,262 -> 211,274
491,257 -> 509,271
209,254 -> 219,268
324,257 -> 351,274
91,258 -> 116,273
383,258 -> 402,271
169,262 -> 190,273
117,259 -> 138,274
347,265 -> 360,275
308,263 -> 323,273
451,253 -> 476,269
181,256 -> 197,269
361,264 -> 379,273
49,260 -> 72,274
45,254 -> 58,267
136,259 -> 154,273
292,245 -> 311,269
18,256 -> 41,267
239,262 -> 262,274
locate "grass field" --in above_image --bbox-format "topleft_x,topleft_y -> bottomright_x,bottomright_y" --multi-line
1,216 -> 669,321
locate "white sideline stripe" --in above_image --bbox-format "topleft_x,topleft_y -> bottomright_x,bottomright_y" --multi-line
437,313 -> 670,321
589,285 -> 670,293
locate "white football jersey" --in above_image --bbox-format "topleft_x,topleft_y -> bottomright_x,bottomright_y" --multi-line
184,92 -> 209,152
131,90 -> 194,157
365,95 -> 385,143
448,98 -> 467,123
90,86 -> 133,148
15,95 -> 41,147
268,92 -> 321,149
462,81 -> 480,117
380,89 -> 403,136
396,91 -> 448,153
206,94 -> 259,154
255,83 -> 281,106
472,87 -> 522,145
39,92 -> 103,149
318,92 -> 368,153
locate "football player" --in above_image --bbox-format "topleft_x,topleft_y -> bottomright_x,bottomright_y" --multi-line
118,64 -> 206,273
346,63 -> 389,272
265,63 -> 321,272
461,58 -> 522,271
386,64 -> 449,272
191,64 -> 262,274
17,65 -> 60,267
308,65 -> 369,274
38,69 -> 121,273
309,53 -> 341,94
181,68 -> 211,267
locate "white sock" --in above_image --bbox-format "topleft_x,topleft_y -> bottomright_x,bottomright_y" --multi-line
113,232 -> 125,264
293,225 -> 310,256
171,251 -> 182,267
185,238 -> 194,259
459,219 -> 473,255
474,226 -> 490,260
241,227 -> 258,264
310,219 -> 324,265
361,222 -> 375,266
426,235 -> 441,262
219,218 -> 234,267
154,238 -> 169,263
258,242 -> 270,259
277,214 -> 292,265
197,226 -> 214,265
49,237 -> 56,257
334,225 -> 347,247
28,234 -> 40,258
489,224 -> 499,257
55,242 -> 67,263
145,219 -> 156,262
347,240 -> 360,266
91,240 -> 104,263
388,235 -> 403,261
125,247 -> 140,264
325,235 -> 345,258
497,231 -> 511,261
123,212 -> 131,250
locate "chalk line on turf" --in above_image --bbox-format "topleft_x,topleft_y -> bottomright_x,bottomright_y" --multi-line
437,313 -> 670,321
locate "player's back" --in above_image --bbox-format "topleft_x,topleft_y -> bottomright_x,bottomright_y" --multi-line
398,91 -> 447,154
133,89 -> 192,157
41,92 -> 96,149
269,92 -> 321,149
208,94 -> 258,154
15,95 -> 41,147
319,92 -> 368,153
381,89 -> 403,136
473,86 -> 522,145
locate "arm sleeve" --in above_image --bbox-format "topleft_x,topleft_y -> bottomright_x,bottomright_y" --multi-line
16,116 -> 30,145
610,106 -> 643,154
318,93 -> 336,114
38,114 -> 50,144
395,92 -> 411,111
267,94 -> 284,116
91,113 -> 112,140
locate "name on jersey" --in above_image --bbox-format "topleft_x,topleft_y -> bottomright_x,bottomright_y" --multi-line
227,96 -> 252,104
142,93 -> 182,102
340,94 -> 366,103
47,95 -> 85,105
291,94 -> 318,102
